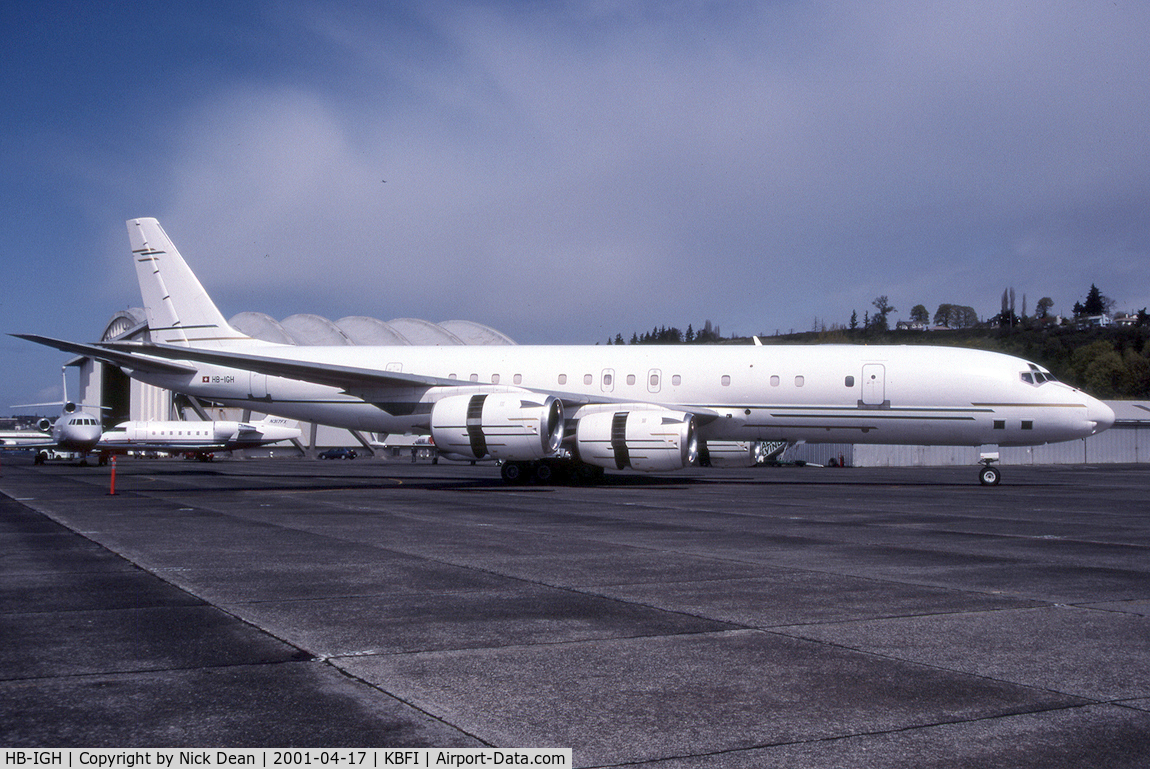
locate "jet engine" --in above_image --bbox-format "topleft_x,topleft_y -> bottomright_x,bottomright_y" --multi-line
575,409 -> 698,471
430,393 -> 564,461
36,418 -> 52,433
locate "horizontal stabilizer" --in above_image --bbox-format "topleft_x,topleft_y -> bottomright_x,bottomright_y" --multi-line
99,340 -> 459,391
12,334 -> 198,376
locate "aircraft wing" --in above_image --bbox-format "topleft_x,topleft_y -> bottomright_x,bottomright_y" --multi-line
17,334 -> 722,419
0,434 -> 56,449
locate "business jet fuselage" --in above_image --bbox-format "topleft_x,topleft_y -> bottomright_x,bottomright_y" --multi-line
98,416 -> 301,456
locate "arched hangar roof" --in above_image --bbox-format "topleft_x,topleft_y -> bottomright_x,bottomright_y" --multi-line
109,308 -> 516,347
229,312 -> 295,344
101,308 -> 149,342
280,314 -> 353,346
336,316 -> 411,346
439,320 -> 516,345
387,318 -> 464,346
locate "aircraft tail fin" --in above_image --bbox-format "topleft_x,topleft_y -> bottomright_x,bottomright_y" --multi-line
128,218 -> 259,348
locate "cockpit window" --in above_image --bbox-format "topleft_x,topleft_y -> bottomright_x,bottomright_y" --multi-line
1021,364 -> 1058,386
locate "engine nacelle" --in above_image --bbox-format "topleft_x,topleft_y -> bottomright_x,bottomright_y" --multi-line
430,393 -> 564,461
37,418 -> 52,433
699,440 -> 767,467
575,409 -> 698,472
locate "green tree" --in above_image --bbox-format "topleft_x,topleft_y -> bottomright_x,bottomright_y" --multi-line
871,296 -> 896,332
1072,340 -> 1123,397
909,304 -> 929,324
1083,284 -> 1105,316
1036,297 -> 1054,320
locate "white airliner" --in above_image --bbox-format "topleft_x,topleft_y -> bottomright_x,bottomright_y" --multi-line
17,218 -> 1115,485
98,416 -> 302,460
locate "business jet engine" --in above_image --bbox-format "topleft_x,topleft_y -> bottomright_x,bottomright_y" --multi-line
430,393 -> 564,461
574,408 -> 698,472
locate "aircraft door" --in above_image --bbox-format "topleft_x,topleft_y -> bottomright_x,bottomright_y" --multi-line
861,364 -> 886,406
249,372 -> 268,400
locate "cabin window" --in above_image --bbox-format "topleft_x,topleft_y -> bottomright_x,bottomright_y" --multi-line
994,420 -> 1006,430
584,374 -> 593,385
558,374 -> 567,385
845,376 -> 855,387
603,373 -> 613,386
721,375 -> 731,386
770,375 -> 780,387
491,374 -> 500,384
514,374 -> 522,384
649,373 -> 660,387
672,374 -> 681,386
469,373 -> 479,382
795,376 -> 805,387
1022,421 -> 1033,430
627,374 -> 636,386
448,373 -> 457,380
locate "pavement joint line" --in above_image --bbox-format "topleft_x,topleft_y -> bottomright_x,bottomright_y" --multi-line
322,656 -> 496,749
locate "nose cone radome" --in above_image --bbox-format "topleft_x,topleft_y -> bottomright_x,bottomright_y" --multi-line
1087,397 -> 1115,435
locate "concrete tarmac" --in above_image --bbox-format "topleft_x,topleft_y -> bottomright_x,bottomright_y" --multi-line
2,456 -> 1149,767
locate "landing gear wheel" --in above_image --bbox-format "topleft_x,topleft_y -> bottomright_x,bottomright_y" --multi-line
532,462 -> 553,484
571,463 -> 605,485
501,461 -> 529,484
978,465 -> 1001,486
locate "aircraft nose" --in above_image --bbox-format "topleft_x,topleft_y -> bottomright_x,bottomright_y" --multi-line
1086,397 -> 1115,435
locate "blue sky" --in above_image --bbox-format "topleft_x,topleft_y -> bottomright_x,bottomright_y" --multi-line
3,1 -> 1149,409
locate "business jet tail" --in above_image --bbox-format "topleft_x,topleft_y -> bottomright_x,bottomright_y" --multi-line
127,217 -> 259,348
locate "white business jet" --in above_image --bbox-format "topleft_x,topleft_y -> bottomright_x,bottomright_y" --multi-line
17,218 -> 1114,485
98,416 -> 301,461
2,371 -> 105,464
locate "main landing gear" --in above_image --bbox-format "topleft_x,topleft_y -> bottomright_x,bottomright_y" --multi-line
978,452 -> 1002,486
500,459 -> 605,486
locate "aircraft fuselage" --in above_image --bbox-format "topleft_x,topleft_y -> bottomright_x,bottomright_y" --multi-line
130,342 -> 1111,449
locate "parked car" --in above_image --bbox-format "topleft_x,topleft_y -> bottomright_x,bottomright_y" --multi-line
318,447 -> 357,460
